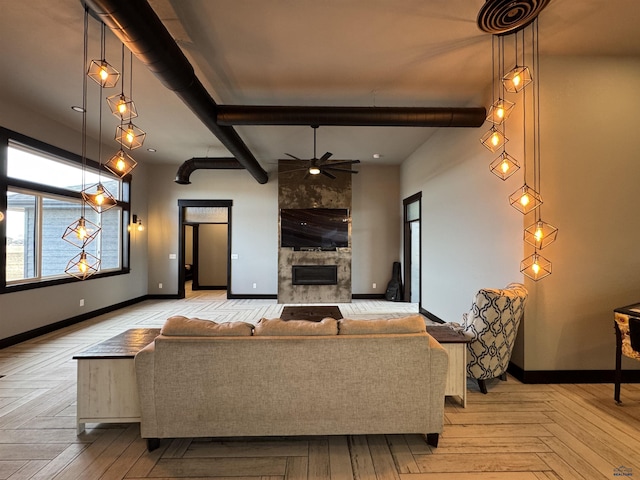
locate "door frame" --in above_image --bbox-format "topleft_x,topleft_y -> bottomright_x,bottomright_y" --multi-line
403,192 -> 422,306
178,199 -> 233,299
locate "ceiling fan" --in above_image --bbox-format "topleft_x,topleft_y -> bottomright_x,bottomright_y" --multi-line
284,126 -> 360,179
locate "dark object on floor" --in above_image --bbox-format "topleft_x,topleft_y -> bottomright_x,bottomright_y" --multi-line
281,305 -> 342,322
385,261 -> 403,302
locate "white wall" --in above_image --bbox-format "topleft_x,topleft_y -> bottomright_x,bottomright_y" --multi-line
522,56 -> 640,371
400,119 -> 523,324
146,165 -> 279,296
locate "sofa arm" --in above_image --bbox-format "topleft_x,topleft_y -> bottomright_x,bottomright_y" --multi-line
134,341 -> 158,438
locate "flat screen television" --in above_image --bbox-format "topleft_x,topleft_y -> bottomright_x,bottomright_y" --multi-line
280,208 -> 349,249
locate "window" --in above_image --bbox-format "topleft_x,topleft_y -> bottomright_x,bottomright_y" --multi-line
1,129 -> 130,291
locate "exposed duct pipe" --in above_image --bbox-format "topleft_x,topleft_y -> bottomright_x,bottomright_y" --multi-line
175,158 -> 245,185
217,105 -> 487,127
82,0 -> 269,185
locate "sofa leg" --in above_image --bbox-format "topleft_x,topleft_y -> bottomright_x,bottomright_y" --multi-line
477,379 -> 488,394
146,438 -> 160,452
426,433 -> 439,448
499,373 -> 507,381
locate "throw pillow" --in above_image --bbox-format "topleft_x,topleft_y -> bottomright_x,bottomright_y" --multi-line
338,315 -> 426,335
254,317 -> 338,336
161,315 -> 254,336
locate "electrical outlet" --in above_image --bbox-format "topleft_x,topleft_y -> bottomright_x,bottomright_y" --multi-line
372,283 -> 377,289
252,283 -> 257,289
79,299 -> 84,307
159,283 -> 163,289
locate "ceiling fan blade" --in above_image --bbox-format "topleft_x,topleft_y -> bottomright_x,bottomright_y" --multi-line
285,153 -> 302,160
321,170 -> 336,179
323,160 -> 360,168
324,167 -> 359,174
319,152 -> 333,163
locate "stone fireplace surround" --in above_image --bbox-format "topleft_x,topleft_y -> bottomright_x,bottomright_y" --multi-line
277,160 -> 352,304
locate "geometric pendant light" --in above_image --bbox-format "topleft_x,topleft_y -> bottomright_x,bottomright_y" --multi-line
480,126 -> 508,152
486,98 -> 515,125
105,148 -> 137,177
503,65 -> 532,93
82,183 -> 118,213
115,121 -> 146,150
489,151 -> 520,181
509,184 -> 542,215
520,251 -> 551,281
524,219 -> 558,249
64,250 -> 101,280
62,216 -> 101,249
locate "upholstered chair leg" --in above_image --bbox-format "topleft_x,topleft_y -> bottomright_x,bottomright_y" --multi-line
477,379 -> 488,394
499,373 -> 507,381
147,438 -> 160,452
426,433 -> 439,448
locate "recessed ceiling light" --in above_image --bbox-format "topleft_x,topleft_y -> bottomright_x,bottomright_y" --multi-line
147,148 -> 156,152
71,105 -> 85,113
373,153 -> 382,159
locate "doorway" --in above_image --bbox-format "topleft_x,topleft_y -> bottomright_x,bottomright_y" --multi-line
403,192 -> 421,305
178,200 -> 232,299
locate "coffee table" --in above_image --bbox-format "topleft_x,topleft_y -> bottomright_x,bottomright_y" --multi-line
427,325 -> 470,407
281,305 -> 343,322
73,328 -> 160,434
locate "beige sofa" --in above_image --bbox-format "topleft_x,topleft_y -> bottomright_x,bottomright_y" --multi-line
135,314 -> 449,451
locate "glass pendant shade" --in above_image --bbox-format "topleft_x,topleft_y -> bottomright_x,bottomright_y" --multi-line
65,250 -> 101,280
509,184 -> 542,214
489,152 -> 520,181
503,65 -> 532,93
87,59 -> 120,88
486,98 -> 515,125
82,183 -> 118,213
115,122 -> 146,150
106,93 -> 137,120
105,149 -> 137,177
524,219 -> 558,249
481,127 -> 508,152
62,216 -> 101,249
520,251 -> 552,281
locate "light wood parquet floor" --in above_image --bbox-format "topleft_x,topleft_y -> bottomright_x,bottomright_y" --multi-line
0,287 -> 639,479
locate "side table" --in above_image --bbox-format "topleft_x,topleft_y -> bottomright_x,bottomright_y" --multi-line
73,328 -> 160,434
427,325 -> 470,407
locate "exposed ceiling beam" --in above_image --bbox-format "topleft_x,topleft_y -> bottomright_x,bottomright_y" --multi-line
216,105 -> 486,127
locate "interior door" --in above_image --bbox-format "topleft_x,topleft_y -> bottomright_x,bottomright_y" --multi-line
403,193 -> 421,305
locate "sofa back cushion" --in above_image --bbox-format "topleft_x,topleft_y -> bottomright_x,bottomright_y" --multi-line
254,317 -> 338,336
161,316 -> 254,336
338,315 -> 426,335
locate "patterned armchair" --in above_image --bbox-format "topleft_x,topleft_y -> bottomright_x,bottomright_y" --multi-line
460,283 -> 528,394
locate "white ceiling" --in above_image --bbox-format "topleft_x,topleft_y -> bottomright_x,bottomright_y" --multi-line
1,0 -> 639,179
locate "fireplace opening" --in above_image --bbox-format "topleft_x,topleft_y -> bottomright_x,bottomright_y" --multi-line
292,265 -> 338,285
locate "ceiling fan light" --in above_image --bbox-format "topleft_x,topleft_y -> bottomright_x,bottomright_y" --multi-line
309,166 -> 321,175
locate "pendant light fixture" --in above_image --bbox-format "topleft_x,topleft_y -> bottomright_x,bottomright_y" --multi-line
87,23 -> 120,88
83,20 -> 118,214
64,250 -> 101,280
520,251 -> 551,281
63,8 -> 102,280
478,0 -> 556,281
106,48 -> 138,177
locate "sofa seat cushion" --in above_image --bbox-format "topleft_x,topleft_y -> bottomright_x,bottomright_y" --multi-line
338,315 -> 426,335
254,317 -> 338,336
161,316 -> 254,336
